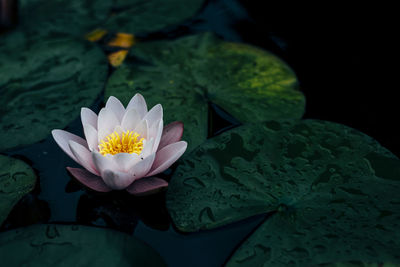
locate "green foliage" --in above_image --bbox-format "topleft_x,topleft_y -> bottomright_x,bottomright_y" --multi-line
166,120 -> 400,266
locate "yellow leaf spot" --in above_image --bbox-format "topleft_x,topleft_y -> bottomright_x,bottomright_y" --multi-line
108,50 -> 129,67
107,33 -> 135,48
85,28 -> 108,42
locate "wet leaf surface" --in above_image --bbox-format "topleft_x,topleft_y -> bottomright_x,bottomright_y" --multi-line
104,0 -> 205,35
0,155 -> 36,226
0,224 -> 166,266
0,37 -> 108,151
105,33 -> 304,152
166,120 -> 400,265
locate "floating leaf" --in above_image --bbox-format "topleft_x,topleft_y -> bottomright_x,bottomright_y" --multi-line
105,33 -> 304,151
104,0 -> 205,35
0,224 -> 166,266
166,120 -> 400,265
0,155 -> 36,226
0,37 -> 108,151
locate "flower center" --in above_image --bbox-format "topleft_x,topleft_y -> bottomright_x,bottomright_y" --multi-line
98,130 -> 144,156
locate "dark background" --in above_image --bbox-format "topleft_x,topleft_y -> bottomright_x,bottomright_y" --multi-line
234,1 -> 398,157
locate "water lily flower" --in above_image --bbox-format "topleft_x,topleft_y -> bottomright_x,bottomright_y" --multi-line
52,94 -> 187,196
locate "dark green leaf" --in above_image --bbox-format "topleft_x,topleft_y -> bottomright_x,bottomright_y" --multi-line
166,120 -> 400,265
0,37 -> 108,151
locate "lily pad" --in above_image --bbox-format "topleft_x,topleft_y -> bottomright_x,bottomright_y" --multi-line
104,0 -> 205,35
0,155 -> 36,226
105,33 -> 304,151
19,0 -> 113,37
166,120 -> 400,265
0,37 -> 108,151
0,224 -> 166,266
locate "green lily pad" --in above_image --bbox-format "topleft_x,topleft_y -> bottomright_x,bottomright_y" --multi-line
105,33 -> 304,151
104,0 -> 205,35
166,120 -> 400,265
19,0 -> 113,37
0,37 -> 108,151
0,155 -> 36,226
0,224 -> 166,266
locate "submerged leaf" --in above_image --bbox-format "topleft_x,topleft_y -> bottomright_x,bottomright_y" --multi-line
0,155 -> 36,226
166,120 -> 400,265
105,33 -> 304,152
0,224 -> 166,266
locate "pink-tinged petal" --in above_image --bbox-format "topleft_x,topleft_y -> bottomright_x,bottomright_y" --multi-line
128,153 -> 156,180
101,169 -> 135,190
81,107 -> 98,130
97,108 -> 119,142
143,104 -> 163,128
92,151 -> 118,174
158,121 -> 183,151
152,119 -> 163,153
127,93 -> 147,119
105,96 -> 125,122
121,108 -> 141,131
69,141 -> 100,175
113,153 -> 140,172
134,119 -> 148,140
83,124 -> 98,151
126,177 -> 168,196
52,129 -> 88,163
67,167 -> 111,192
146,141 -> 187,177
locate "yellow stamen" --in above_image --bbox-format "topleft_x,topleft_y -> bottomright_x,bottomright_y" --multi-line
98,130 -> 144,156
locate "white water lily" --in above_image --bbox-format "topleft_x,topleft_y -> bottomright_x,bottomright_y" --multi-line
52,94 -> 187,195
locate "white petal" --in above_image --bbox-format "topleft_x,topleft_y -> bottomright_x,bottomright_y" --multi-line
152,119 -> 163,153
126,93 -> 147,118
146,141 -> 187,177
134,119 -> 148,140
92,151 -> 118,174
121,108 -> 141,131
81,108 -> 98,130
105,96 -> 125,123
69,141 -> 99,175
128,153 -> 156,180
97,108 -> 119,142
101,169 -> 135,190
113,125 -> 124,135
140,138 -> 154,158
83,124 -> 98,151
142,104 -> 163,128
52,129 -> 88,163
113,153 -> 141,172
